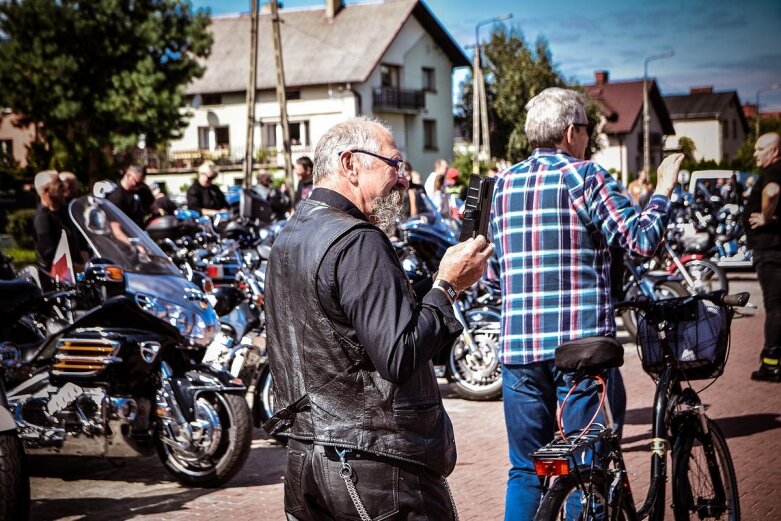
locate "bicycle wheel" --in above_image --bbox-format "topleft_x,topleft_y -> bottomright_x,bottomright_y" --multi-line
534,467 -> 633,521
673,259 -> 729,295
672,417 -> 739,520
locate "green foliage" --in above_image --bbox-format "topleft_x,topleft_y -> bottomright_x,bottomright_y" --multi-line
457,27 -> 566,163
678,136 -> 697,171
6,208 -> 37,249
0,0 -> 213,183
0,246 -> 35,267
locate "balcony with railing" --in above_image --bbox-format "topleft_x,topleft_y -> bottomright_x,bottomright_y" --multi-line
372,87 -> 426,113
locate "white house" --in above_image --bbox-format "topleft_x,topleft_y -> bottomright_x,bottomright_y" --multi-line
584,71 -> 675,186
160,0 -> 468,193
664,87 -> 749,163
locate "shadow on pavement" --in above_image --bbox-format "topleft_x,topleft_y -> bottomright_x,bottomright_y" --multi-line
715,413 -> 781,439
31,489 -> 209,521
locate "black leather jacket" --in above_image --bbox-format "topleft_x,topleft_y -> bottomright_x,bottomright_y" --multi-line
263,196 -> 460,476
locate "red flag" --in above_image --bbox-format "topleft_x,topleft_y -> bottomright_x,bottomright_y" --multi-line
49,230 -> 74,283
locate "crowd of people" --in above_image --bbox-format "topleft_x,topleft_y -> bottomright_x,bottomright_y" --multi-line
23,93 -> 781,519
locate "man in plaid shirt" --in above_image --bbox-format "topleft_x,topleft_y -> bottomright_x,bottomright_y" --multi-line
491,87 -> 684,520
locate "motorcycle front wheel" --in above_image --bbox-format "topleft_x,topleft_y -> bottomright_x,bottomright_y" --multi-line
0,431 -> 29,521
156,392 -> 252,487
446,324 -> 503,401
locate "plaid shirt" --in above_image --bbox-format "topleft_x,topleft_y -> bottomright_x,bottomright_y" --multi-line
491,149 -> 671,365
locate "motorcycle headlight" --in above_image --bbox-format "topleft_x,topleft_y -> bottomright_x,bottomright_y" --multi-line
135,293 -> 217,347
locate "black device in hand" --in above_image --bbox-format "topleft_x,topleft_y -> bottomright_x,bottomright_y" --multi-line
459,174 -> 496,241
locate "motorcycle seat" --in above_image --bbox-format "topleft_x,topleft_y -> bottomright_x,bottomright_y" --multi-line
0,279 -> 43,321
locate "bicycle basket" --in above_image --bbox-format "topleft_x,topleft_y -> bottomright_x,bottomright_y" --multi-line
636,296 -> 730,380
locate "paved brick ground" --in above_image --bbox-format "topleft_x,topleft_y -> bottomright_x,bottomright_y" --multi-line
28,272 -> 780,520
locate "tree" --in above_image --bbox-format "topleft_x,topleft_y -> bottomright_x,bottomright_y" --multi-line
678,136 -> 697,171
0,0 -> 213,182
457,26 -> 605,164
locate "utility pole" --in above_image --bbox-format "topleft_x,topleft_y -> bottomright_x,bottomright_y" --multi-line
471,48 -> 481,174
472,14 -> 512,174
243,0 -> 260,188
643,51 -> 673,178
478,65 -> 490,164
270,0 -> 294,205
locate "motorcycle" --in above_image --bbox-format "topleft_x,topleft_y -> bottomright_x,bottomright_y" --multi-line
1,196 -> 253,487
396,214 -> 503,400
0,301 -> 29,520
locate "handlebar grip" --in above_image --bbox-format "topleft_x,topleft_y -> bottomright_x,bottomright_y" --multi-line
723,292 -> 750,307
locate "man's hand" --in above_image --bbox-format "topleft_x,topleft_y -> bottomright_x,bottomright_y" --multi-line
436,235 -> 494,292
654,153 -> 685,197
749,212 -> 775,229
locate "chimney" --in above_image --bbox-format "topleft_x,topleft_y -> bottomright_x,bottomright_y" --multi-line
594,70 -> 609,85
325,0 -> 344,21
690,86 -> 713,95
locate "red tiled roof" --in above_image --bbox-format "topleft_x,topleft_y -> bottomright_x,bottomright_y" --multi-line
584,79 -> 674,135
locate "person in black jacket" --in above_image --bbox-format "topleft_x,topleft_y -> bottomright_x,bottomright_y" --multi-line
264,117 -> 493,520
107,165 -> 153,227
32,171 -> 88,272
187,161 -> 228,216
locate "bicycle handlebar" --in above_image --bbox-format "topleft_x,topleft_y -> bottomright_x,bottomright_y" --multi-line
614,290 -> 750,312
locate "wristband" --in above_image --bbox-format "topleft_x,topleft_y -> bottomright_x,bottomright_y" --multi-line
433,279 -> 458,304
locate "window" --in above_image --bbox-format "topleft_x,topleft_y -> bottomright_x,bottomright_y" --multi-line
380,64 -> 400,88
198,127 -> 210,149
214,126 -> 230,148
423,120 -> 437,151
422,67 -> 435,92
721,121 -> 727,140
197,126 -> 230,149
289,121 -> 310,146
202,94 -> 222,106
262,123 -> 277,148
0,139 -> 11,158
286,90 -> 301,100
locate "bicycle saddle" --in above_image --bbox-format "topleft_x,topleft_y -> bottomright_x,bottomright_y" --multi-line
554,336 -> 624,373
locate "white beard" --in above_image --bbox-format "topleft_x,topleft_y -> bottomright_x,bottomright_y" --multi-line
370,186 -> 405,236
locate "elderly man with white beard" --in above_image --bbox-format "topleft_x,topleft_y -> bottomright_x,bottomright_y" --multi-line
263,116 -> 493,520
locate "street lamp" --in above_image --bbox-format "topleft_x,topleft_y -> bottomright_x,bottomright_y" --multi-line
755,83 -> 781,136
472,13 -> 512,174
643,51 -> 674,177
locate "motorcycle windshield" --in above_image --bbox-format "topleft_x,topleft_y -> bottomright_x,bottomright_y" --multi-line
69,196 -> 181,276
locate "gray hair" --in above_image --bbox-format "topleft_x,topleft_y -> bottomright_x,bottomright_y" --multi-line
525,88 -> 587,149
34,170 -> 60,196
198,160 -> 217,177
313,116 -> 393,184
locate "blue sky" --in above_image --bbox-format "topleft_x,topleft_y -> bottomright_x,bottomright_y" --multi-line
194,0 -> 781,111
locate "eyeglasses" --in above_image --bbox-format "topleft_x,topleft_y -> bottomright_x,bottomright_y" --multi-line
339,149 -> 405,177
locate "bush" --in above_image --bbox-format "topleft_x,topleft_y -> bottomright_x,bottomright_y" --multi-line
6,208 -> 36,249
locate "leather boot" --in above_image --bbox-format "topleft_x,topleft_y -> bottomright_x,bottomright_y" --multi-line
751,346 -> 781,382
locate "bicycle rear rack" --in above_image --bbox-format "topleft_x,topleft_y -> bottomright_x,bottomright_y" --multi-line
531,425 -> 612,476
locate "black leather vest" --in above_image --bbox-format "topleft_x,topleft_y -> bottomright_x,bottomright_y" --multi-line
263,198 -> 456,476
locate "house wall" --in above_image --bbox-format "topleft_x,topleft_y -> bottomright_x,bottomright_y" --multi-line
168,14 -> 459,195
361,15 -> 455,177
0,112 -> 35,167
592,108 -> 666,185
666,120 -> 721,162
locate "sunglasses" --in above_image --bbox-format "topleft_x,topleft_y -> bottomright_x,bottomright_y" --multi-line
339,149 -> 406,177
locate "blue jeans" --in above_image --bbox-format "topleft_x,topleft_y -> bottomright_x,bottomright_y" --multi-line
502,361 -> 626,521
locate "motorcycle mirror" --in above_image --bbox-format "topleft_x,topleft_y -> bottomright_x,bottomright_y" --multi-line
83,205 -> 111,236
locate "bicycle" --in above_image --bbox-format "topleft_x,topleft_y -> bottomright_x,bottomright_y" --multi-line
531,290 -> 749,521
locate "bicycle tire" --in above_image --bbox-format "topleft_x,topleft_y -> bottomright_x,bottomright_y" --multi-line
674,259 -> 729,295
672,416 -> 739,521
534,467 -> 633,521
